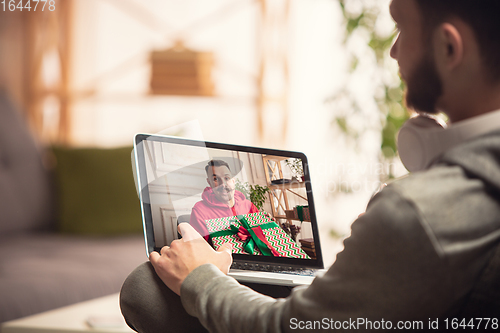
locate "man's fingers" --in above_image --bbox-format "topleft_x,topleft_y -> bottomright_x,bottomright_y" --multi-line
160,245 -> 170,254
149,250 -> 160,264
216,243 -> 233,274
178,223 -> 203,242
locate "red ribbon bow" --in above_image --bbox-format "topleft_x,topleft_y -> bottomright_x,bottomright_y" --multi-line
236,225 -> 281,257
237,226 -> 251,241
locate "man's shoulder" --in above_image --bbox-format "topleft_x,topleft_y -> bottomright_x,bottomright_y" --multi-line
389,163 -> 489,225
390,164 -> 469,201
385,162 -> 500,258
192,200 -> 205,209
391,128 -> 500,219
192,199 -> 211,213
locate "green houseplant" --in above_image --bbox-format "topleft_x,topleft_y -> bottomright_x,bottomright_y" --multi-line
235,179 -> 270,211
285,158 -> 304,181
332,0 -> 410,181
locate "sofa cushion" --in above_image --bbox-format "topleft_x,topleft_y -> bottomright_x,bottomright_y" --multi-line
0,233 -> 146,323
0,90 -> 54,235
52,146 -> 143,235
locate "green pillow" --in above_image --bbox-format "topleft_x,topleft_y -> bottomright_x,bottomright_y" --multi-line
52,146 -> 143,235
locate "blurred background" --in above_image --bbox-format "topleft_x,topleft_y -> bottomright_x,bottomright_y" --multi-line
0,0 -> 410,266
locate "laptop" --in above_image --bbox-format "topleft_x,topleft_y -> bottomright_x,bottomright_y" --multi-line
133,133 -> 325,286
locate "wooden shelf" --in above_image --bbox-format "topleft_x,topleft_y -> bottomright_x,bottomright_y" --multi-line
262,154 -> 288,161
275,214 -> 310,222
263,155 -> 308,224
268,182 -> 305,190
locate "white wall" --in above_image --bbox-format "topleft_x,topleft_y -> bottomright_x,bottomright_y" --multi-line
70,0 -> 398,265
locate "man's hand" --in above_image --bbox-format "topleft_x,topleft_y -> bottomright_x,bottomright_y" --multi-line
149,223 -> 233,295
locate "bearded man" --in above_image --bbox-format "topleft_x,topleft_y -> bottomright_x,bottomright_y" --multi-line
120,1 -> 500,331
189,160 -> 258,243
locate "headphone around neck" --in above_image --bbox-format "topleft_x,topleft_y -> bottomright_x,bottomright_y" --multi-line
397,109 -> 500,172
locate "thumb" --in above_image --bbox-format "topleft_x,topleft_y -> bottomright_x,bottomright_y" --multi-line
216,243 -> 233,274
218,243 -> 233,255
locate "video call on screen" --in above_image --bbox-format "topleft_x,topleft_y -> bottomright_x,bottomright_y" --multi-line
142,140 -> 317,260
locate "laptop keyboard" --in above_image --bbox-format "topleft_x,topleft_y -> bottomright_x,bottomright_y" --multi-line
231,262 -> 317,276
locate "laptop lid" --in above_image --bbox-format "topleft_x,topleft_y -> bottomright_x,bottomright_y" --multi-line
133,133 -> 324,270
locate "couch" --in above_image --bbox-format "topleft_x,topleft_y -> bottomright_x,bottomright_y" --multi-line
0,91 -> 147,323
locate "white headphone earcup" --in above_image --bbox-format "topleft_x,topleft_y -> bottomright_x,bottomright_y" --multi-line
397,116 -> 446,173
397,110 -> 500,173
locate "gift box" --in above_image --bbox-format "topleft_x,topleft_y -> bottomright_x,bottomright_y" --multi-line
285,210 -> 295,219
293,205 -> 310,221
299,238 -> 316,259
205,212 -> 309,259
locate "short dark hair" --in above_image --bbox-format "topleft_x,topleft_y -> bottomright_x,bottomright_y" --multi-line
205,160 -> 231,176
415,0 -> 500,83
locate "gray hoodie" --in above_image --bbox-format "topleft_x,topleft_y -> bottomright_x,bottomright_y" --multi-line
181,130 -> 500,332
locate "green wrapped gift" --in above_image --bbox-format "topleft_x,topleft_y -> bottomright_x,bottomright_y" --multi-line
206,212 -> 309,259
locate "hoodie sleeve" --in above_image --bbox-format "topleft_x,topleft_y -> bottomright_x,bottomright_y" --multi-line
180,187 -> 454,332
249,202 -> 259,214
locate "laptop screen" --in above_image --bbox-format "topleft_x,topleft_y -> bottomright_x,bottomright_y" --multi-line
134,134 -> 324,269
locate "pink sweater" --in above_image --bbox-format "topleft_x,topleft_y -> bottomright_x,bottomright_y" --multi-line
189,187 -> 259,242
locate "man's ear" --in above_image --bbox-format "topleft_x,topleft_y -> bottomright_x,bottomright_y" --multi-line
435,23 -> 464,70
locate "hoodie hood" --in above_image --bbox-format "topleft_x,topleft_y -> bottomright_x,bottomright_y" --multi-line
438,129 -> 500,193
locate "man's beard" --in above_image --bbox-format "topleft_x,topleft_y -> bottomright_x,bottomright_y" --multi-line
215,186 -> 234,201
405,50 -> 443,113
